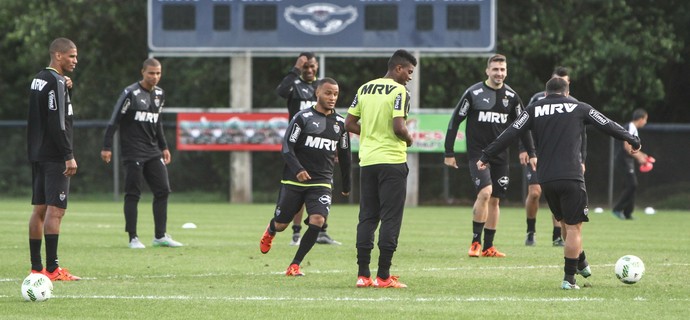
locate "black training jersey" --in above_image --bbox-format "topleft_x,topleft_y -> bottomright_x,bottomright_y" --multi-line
28,68 -> 74,162
103,82 -> 168,162
481,94 -> 641,184
276,67 -> 318,119
445,81 -> 525,163
524,92 -> 587,162
282,107 -> 352,193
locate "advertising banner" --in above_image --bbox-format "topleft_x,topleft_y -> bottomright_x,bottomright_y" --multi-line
177,112 -> 289,151
176,112 -> 466,153
348,113 -> 466,153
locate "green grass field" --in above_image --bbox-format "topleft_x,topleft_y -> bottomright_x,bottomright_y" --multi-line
1,197 -> 688,319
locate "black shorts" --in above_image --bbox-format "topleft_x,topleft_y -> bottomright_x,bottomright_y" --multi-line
31,162 -> 70,209
541,180 -> 589,225
468,160 -> 509,198
524,164 -> 539,185
273,184 -> 332,224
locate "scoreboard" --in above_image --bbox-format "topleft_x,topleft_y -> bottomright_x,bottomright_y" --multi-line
148,0 -> 495,53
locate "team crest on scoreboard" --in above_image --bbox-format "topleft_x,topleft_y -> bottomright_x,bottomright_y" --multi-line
284,3 -> 358,36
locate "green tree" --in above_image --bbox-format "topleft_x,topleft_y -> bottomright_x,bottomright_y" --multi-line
498,0 -> 681,121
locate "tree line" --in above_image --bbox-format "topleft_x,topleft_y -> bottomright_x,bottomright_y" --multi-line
1,0 -> 688,201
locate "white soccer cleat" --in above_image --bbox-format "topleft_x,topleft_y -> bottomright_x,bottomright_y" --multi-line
561,280 -> 580,290
129,237 -> 146,249
152,234 -> 184,247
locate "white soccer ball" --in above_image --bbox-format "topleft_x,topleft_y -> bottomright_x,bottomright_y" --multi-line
21,273 -> 53,302
644,207 -> 656,214
614,255 -> 645,284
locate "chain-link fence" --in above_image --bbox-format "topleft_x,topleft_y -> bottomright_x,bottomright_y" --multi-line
2,120 -> 687,209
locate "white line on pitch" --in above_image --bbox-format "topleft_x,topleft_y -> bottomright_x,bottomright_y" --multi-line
15,294 -> 608,303
2,263 -> 688,282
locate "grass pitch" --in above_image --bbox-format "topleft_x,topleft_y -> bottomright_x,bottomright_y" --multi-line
0,197 -> 688,319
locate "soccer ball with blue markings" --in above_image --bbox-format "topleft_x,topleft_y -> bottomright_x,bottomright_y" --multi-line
21,273 -> 53,302
614,255 -> 645,284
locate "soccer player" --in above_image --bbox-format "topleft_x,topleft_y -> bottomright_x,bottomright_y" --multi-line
477,77 -> 642,289
612,108 -> 650,220
276,52 -> 341,246
345,49 -> 416,288
101,58 -> 183,249
444,54 -> 531,258
522,66 -> 586,247
27,37 -> 81,281
259,77 -> 351,276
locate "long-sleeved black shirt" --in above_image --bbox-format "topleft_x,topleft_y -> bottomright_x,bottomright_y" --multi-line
28,68 -> 74,162
524,91 -> 587,163
275,67 -> 318,119
103,82 -> 168,162
281,107 -> 351,193
445,81 -> 531,163
481,94 -> 641,184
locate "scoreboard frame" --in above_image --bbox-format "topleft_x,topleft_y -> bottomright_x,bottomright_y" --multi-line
148,0 -> 496,54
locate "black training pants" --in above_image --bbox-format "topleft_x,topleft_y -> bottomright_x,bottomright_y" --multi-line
356,163 -> 408,252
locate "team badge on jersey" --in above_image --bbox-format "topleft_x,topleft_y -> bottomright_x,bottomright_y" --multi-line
502,97 -> 509,108
333,124 -> 340,134
59,192 -> 66,202
154,97 -> 161,108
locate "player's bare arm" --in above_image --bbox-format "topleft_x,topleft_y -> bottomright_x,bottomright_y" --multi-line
345,114 -> 361,135
393,117 -> 412,147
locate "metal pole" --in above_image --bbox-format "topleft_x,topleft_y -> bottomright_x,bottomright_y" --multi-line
113,134 -> 120,201
319,54 -> 326,79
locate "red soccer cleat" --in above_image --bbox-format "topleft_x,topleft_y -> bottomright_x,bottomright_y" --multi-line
356,276 -> 374,288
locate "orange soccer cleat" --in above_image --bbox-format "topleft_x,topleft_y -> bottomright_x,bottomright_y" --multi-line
481,246 -> 506,257
260,226 -> 275,254
374,275 -> 407,288
468,241 -> 482,257
285,264 -> 304,276
44,267 -> 81,281
356,276 -> 374,288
